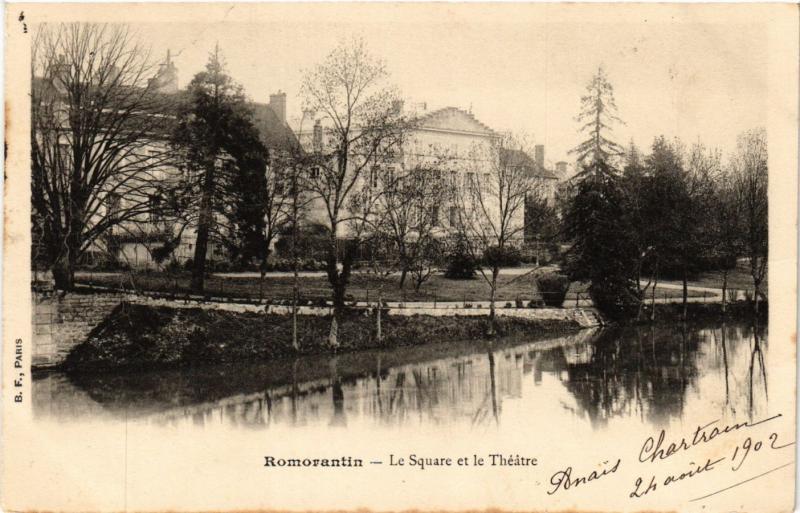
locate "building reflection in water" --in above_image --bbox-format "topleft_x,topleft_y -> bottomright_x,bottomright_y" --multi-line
32,320 -> 768,431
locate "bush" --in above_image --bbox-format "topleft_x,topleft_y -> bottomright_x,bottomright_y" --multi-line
536,272 -> 570,307
164,259 -> 183,273
445,237 -> 478,279
483,245 -> 522,268
208,260 -> 234,273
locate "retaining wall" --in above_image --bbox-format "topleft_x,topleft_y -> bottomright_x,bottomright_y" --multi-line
32,291 -> 603,368
32,292 -> 126,368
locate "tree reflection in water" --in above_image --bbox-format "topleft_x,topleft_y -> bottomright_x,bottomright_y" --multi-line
33,320 -> 768,430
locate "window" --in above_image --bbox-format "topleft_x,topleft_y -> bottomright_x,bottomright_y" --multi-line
431,205 -> 440,227
106,193 -> 120,219
273,170 -> 285,196
449,206 -> 458,227
148,194 -> 162,223
310,166 -> 320,179
466,172 -> 474,183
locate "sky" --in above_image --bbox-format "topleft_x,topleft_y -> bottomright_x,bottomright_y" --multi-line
126,4 -> 768,167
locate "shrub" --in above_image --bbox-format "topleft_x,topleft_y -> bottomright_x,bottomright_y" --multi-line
208,260 -> 234,273
515,297 -> 524,308
164,259 -> 183,273
483,245 -> 522,268
536,272 -> 570,307
445,236 -> 478,279
504,302 -> 513,308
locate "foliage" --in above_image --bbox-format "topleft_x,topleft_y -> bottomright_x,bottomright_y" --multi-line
730,128 -> 768,306
564,160 -> 640,319
536,272 -> 570,307
171,46 -> 270,291
445,235 -> 478,279
569,66 -> 626,167
274,223 -> 330,261
482,245 -> 522,268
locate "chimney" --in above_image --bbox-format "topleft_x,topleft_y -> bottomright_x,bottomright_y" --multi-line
313,120 -> 323,151
555,161 -> 568,176
269,90 -> 287,125
534,145 -> 545,169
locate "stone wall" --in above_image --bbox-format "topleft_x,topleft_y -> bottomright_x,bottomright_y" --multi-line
31,291 -> 603,369
32,292 -> 125,368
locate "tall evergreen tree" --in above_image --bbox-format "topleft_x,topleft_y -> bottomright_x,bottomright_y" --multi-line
569,65 -> 626,171
564,67 -> 638,318
172,46 -> 268,292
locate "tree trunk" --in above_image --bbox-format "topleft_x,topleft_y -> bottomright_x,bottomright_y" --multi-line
192,162 -> 216,293
721,270 -> 728,314
487,267 -> 499,336
328,315 -> 339,349
52,254 -> 75,291
325,230 -> 341,349
650,263 -> 659,322
681,268 -> 688,322
399,268 -> 408,290
376,290 -> 382,343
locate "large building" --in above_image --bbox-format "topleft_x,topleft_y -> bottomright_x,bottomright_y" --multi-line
294,102 -> 559,247
34,48 -> 561,273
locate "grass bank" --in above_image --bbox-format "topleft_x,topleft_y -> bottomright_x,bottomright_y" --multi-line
75,269 -> 706,304
62,303 -> 583,372
623,301 -> 767,325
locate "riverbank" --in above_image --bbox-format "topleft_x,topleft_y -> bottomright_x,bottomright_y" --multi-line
624,300 -> 767,325
61,303 -> 585,372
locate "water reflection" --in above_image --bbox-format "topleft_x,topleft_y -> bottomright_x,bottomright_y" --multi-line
33,320 -> 768,431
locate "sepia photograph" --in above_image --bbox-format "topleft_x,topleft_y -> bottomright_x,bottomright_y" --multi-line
3,3 -> 797,512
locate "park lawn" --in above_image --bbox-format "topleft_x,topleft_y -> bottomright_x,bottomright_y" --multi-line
78,268 -> 704,304
644,261 -> 764,295
79,270 -> 544,303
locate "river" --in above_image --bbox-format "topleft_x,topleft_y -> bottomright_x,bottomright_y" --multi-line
32,319 -> 768,432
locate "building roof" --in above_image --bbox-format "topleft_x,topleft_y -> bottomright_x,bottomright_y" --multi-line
500,148 -> 559,180
413,106 -> 498,136
250,102 -> 301,153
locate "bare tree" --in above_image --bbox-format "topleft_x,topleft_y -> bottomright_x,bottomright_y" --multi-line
372,165 -> 448,290
450,135 -> 541,333
31,22 -> 176,290
731,128 -> 768,312
299,38 -> 407,347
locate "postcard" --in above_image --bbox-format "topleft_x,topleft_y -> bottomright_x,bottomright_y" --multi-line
2,3 -> 797,512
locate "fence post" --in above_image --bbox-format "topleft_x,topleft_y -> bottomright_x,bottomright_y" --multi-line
576,292 -> 580,307
366,287 -> 369,306
433,291 -> 437,309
